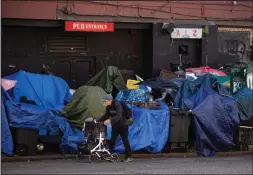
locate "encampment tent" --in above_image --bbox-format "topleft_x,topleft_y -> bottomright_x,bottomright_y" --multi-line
86,66 -> 126,97
61,86 -> 107,128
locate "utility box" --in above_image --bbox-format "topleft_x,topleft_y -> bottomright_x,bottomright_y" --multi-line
163,108 -> 192,153
238,126 -> 253,151
169,108 -> 191,143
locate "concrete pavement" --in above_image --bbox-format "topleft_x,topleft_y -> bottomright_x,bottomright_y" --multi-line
2,156 -> 253,174
2,151 -> 253,162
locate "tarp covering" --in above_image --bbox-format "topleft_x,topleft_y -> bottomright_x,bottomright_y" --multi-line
86,66 -> 126,96
233,87 -> 253,121
4,70 -> 72,111
138,78 -> 180,89
184,86 -> 240,157
1,71 -> 85,155
115,87 -> 150,103
61,86 -> 106,128
174,74 -> 229,110
107,102 -> 170,153
1,92 -> 14,156
2,89 -> 84,154
186,66 -> 227,76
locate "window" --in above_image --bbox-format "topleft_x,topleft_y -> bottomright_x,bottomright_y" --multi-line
46,36 -> 87,53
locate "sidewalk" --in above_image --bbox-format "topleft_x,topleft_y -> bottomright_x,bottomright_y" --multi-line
2,151 -> 253,162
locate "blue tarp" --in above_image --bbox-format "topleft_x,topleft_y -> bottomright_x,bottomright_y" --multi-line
138,78 -> 180,89
233,87 -> 253,121
107,102 -> 170,153
1,71 -> 84,155
1,94 -> 14,156
115,86 -> 150,103
184,86 -> 240,157
174,74 -> 229,110
4,70 -> 72,111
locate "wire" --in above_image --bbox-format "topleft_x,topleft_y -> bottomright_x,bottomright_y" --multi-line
88,1 -> 252,21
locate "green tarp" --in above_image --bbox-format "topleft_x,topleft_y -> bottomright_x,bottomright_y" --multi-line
60,86 -> 106,128
86,66 -> 126,96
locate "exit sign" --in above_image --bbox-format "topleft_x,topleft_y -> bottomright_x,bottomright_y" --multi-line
171,28 -> 203,39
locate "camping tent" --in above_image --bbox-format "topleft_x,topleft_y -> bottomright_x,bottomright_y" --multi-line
86,66 -> 126,97
61,86 -> 107,128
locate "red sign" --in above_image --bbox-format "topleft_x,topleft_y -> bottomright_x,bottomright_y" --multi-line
65,21 -> 114,32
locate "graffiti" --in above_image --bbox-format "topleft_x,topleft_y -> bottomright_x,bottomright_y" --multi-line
221,40 -> 246,60
218,31 -> 250,61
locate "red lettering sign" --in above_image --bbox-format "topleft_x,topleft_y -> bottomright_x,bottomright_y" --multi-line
193,29 -> 197,36
65,21 -> 114,32
176,30 -> 180,36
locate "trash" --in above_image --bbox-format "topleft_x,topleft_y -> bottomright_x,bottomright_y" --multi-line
69,89 -> 76,95
135,74 -> 144,81
159,69 -> 184,79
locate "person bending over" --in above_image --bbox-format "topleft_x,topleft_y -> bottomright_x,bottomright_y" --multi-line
99,94 -> 133,162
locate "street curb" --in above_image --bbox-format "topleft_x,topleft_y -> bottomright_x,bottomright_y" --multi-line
2,151 -> 253,162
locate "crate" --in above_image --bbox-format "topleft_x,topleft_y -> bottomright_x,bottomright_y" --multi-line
11,127 -> 38,156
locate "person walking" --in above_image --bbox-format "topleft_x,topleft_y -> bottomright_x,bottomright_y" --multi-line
99,94 -> 133,162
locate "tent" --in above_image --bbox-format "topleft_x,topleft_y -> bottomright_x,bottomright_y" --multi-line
61,86 -> 107,128
107,102 -> 170,153
1,71 -> 84,155
1,94 -> 14,156
174,74 -> 229,110
3,70 -> 72,111
233,87 -> 253,121
184,86 -> 240,157
86,66 -> 126,97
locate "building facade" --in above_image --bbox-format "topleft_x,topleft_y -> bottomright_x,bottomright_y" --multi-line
2,1 -> 253,88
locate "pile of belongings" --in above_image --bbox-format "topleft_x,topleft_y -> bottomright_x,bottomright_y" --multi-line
2,63 -> 252,158
1,71 -> 84,156
160,63 -> 253,157
1,66 -> 171,156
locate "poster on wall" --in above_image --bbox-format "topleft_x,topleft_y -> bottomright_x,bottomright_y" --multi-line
171,28 -> 203,39
65,21 -> 114,32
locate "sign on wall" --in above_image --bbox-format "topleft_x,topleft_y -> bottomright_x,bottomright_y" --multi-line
65,21 -> 114,32
171,28 -> 203,39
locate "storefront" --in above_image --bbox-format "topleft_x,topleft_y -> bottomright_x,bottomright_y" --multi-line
2,19 -> 152,89
152,23 -> 210,75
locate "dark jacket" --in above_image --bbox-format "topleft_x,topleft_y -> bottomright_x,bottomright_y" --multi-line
98,100 -> 128,127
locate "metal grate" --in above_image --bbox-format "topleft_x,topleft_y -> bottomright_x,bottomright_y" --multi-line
46,36 -> 87,53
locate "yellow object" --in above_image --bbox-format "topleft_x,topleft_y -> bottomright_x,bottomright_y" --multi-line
127,79 -> 140,89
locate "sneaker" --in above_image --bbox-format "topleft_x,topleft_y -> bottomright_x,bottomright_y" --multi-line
122,157 -> 133,162
103,155 -> 113,161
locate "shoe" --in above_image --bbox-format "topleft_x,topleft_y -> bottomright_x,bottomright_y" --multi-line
103,155 -> 113,161
122,157 -> 133,162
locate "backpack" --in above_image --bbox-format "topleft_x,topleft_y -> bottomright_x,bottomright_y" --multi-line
120,102 -> 134,125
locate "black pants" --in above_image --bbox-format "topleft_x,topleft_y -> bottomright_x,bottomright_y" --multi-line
109,125 -> 132,158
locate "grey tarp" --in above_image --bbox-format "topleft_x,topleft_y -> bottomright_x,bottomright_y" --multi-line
60,86 -> 106,128
86,66 -> 126,96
